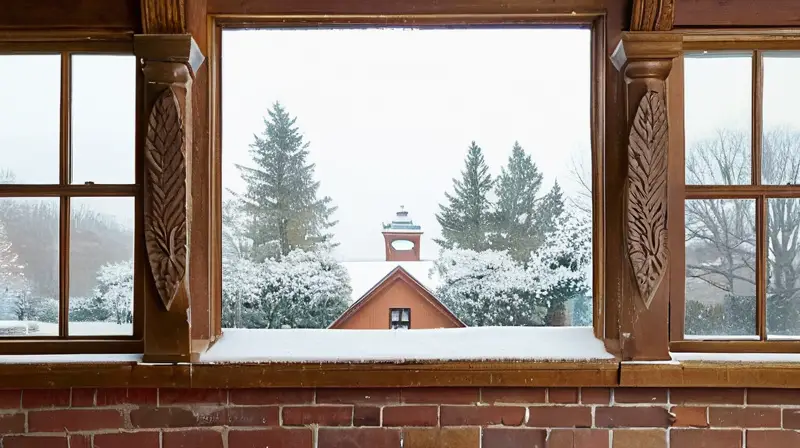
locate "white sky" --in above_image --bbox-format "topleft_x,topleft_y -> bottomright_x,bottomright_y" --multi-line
221,28 -> 592,261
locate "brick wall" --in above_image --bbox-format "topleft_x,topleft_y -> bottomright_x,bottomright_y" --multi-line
1,387 -> 799,447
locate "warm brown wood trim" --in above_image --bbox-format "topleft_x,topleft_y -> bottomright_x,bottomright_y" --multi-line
630,0 -> 675,32
58,52 -> 71,338
673,0 -> 800,29
756,197 -> 768,340
208,0 -> 608,16
685,185 -> 800,198
591,16 -> 606,340
0,185 -> 139,197
671,340 -> 800,353
0,35 -> 133,54
681,31 -> 800,51
752,50 -> 763,187
667,54 -> 686,342
133,58 -> 146,340
0,340 -> 142,355
141,0 -> 187,34
0,362 -> 188,388
214,14 -> 600,28
621,361 -> 800,388
209,20 -> 223,340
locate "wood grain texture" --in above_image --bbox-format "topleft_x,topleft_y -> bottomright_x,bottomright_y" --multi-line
626,91 -> 669,310
145,88 -> 187,311
0,0 -> 137,30
674,0 -> 800,28
141,0 -> 186,33
630,0 -> 675,31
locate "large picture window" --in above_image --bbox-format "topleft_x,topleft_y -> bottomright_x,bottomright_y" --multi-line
0,48 -> 140,352
218,26 -> 595,333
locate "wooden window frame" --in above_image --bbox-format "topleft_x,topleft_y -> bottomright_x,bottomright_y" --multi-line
389,308 -> 411,330
0,33 -> 144,355
207,12 -> 608,343
668,30 -> 800,353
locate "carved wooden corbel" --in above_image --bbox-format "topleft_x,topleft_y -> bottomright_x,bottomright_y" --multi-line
141,0 -> 186,34
135,34 -> 204,362
612,33 -> 681,361
630,0 -> 676,32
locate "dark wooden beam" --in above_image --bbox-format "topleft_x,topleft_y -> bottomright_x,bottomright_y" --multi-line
0,0 -> 138,31
675,0 -> 800,28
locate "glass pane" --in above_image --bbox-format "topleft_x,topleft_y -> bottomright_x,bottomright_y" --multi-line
390,310 -> 400,322
0,55 -> 60,184
766,198 -> 800,337
401,309 -> 410,321
69,197 -> 134,336
762,53 -> 800,186
684,199 -> 757,338
71,55 -> 136,185
0,198 -> 59,336
684,53 -> 752,186
221,28 -> 594,330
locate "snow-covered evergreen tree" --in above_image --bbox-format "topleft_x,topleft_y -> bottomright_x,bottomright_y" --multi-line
489,142 -> 545,262
236,102 -> 337,261
222,248 -> 351,329
433,249 -> 546,326
435,141 -> 494,251
528,211 -> 592,325
538,180 -> 566,238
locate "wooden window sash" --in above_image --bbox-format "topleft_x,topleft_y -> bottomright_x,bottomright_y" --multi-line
0,38 -> 143,354
670,34 -> 800,352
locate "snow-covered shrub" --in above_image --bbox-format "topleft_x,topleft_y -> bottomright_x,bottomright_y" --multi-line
222,248 -> 351,329
433,249 -> 546,326
70,260 -> 133,324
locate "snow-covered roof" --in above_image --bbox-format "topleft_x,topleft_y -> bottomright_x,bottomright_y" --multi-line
342,260 -> 439,303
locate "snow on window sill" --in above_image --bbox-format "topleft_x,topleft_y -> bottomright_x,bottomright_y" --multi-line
199,326 -> 615,364
0,353 -> 143,364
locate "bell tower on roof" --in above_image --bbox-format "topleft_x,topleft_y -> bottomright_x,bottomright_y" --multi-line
382,206 -> 423,262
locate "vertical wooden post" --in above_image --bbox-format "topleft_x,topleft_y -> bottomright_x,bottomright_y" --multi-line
135,35 -> 204,362
611,33 -> 681,361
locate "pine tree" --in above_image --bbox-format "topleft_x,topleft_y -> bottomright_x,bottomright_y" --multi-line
435,142 -> 494,251
538,180 -> 566,238
236,102 -> 337,261
489,142 -> 544,262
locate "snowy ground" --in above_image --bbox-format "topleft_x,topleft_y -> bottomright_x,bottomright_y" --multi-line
0,320 -> 132,336
201,326 -> 614,363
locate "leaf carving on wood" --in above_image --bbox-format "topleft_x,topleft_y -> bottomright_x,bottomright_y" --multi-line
626,90 -> 669,309
145,88 -> 186,311
630,0 -> 675,31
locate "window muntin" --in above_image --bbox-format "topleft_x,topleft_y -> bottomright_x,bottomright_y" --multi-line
0,51 -> 139,343
219,27 -> 595,332
679,50 -> 800,345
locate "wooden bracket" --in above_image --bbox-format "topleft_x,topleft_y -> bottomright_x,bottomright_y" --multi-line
630,0 -> 676,32
141,0 -> 186,34
135,34 -> 204,363
611,33 -> 681,361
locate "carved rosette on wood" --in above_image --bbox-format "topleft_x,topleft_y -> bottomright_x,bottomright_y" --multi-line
626,90 -> 669,309
144,88 -> 187,311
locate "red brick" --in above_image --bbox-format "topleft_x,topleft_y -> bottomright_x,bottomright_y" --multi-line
548,429 -> 609,448
0,391 -> 21,409
318,428 -> 401,448
21,389 -> 71,408
162,430 -> 224,448
549,388 -> 579,404
229,388 -> 313,405
670,429 -> 742,448
353,406 -> 380,427
748,389 -> 800,405
130,407 -> 225,428
596,406 -> 674,428
709,407 -> 780,428
94,432 -> 160,448
671,406 -> 708,428
0,413 -> 25,435
317,389 -> 400,404
28,409 -> 124,432
70,435 -> 92,448
403,428 -> 479,448
283,406 -> 352,426
614,388 -> 667,404
581,388 -> 611,405
482,428 -> 546,448
671,389 -> 744,405
440,405 -> 525,426
97,388 -> 158,406
71,389 -> 95,407
383,406 -> 438,427
481,388 -> 546,404
228,428 -> 313,448
747,430 -> 800,447
226,406 -> 279,426
781,409 -> 800,429
402,388 -> 479,404
527,406 -> 592,428
159,388 -> 227,405
3,436 -> 69,448
613,430 -> 666,448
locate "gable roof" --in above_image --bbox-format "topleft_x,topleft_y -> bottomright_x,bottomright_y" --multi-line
341,261 -> 439,304
329,266 -> 465,329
